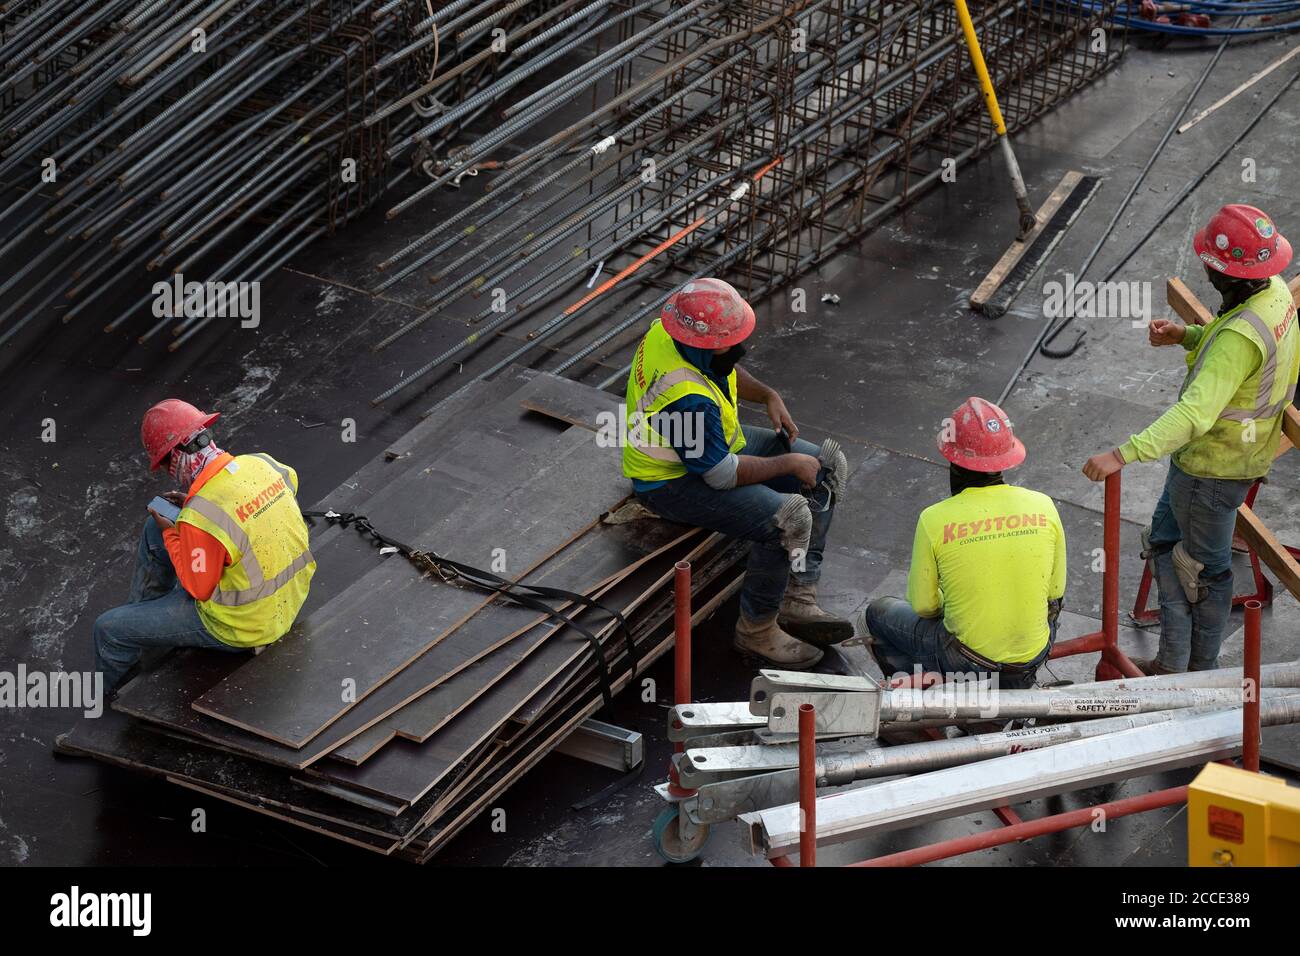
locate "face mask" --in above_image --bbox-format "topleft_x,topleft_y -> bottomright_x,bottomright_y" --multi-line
711,343 -> 747,378
168,431 -> 222,488
1205,265 -> 1236,297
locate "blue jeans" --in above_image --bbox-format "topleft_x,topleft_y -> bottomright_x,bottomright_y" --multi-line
635,426 -> 834,619
93,517 -> 242,691
1147,462 -> 1254,671
864,596 -> 1055,690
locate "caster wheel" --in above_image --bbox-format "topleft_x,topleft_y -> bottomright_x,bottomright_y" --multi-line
652,805 -> 711,864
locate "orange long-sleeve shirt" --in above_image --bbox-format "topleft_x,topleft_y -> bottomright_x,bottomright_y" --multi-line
161,452 -> 235,601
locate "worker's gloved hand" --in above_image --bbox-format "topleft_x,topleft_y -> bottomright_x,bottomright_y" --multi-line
1148,319 -> 1186,347
1047,597 -> 1063,627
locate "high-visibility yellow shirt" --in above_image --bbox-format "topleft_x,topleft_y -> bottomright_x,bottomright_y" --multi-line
906,483 -> 1066,663
1117,276 -> 1299,480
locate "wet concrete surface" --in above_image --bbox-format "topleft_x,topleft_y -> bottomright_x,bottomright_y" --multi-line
3,34 -> 1300,866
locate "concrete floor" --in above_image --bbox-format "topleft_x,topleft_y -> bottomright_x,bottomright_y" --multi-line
3,31 -> 1300,867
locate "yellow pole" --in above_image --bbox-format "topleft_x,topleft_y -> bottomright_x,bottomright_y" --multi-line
952,0 -> 1036,236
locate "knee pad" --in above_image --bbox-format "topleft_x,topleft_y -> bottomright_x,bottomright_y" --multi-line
1171,542 -> 1208,604
817,437 -> 849,501
772,494 -> 813,561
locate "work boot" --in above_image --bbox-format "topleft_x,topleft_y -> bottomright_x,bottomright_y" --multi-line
777,581 -> 854,648
1128,655 -> 1179,677
734,613 -> 823,670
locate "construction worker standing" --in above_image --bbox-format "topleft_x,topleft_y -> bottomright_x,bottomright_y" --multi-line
92,400 -> 316,691
1083,204 -> 1296,674
864,398 -> 1065,688
622,277 -> 851,670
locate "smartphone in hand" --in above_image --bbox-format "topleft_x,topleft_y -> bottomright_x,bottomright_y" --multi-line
147,495 -> 181,526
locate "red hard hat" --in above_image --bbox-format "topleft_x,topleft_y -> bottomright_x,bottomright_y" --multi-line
938,397 -> 1025,472
1193,204 -> 1291,279
141,399 -> 220,471
661,277 -> 755,348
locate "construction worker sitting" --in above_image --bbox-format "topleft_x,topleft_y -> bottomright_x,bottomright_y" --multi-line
622,277 -> 851,670
1084,204 -> 1297,674
863,398 -> 1065,689
92,399 -> 316,692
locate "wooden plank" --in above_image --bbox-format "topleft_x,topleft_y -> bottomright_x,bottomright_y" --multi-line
1282,406 -> 1300,451
168,778 -> 399,855
191,427 -> 627,747
406,559 -> 746,860
969,171 -> 1083,308
328,522 -> 701,764
384,369 -> 534,461
299,534 -> 719,807
1235,503 -> 1300,599
514,370 -> 621,431
1166,277 -> 1214,327
58,710 -> 420,840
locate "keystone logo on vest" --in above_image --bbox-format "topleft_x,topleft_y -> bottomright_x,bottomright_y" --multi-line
49,886 -> 151,936
1273,303 -> 1297,343
944,512 -> 1051,544
235,477 -> 287,522
1041,272 -> 1151,328
152,272 -> 260,328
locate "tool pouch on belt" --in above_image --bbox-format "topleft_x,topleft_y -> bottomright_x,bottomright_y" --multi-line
1172,542 -> 1208,604
1139,524 -> 1155,573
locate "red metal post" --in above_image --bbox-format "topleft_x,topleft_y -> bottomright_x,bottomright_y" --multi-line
1243,599 -> 1262,773
799,702 -> 816,867
851,786 -> 1189,867
668,560 -> 694,797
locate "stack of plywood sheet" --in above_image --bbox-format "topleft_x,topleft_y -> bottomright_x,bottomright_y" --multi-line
61,369 -> 745,861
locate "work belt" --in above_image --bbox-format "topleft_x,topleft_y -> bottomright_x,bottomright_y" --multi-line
948,634 -> 1051,675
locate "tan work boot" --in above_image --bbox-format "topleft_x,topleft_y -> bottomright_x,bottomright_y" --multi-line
734,613 -> 823,670
1128,655 -> 1178,677
777,581 -> 854,648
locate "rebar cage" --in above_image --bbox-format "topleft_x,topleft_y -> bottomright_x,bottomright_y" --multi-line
0,1 -> 1122,376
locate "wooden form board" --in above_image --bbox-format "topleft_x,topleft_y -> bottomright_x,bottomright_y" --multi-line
59,710 -> 423,841
169,778 -> 400,856
403,557 -> 747,861
515,370 -> 621,431
298,532 -> 717,808
192,426 -> 626,747
328,522 -> 702,764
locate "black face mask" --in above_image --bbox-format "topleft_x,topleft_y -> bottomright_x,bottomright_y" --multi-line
950,463 -> 1004,496
1206,265 -> 1267,315
710,343 -> 747,378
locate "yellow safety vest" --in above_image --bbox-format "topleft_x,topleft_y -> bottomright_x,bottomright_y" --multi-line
622,318 -> 746,483
179,453 -> 315,648
1175,275 -> 1299,479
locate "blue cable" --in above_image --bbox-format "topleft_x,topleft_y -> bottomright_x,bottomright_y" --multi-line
1052,0 -> 1300,34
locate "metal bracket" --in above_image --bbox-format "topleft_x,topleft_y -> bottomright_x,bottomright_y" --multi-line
767,690 -> 882,736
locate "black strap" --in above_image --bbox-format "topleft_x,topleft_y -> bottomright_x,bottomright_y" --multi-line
301,509 -> 637,710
